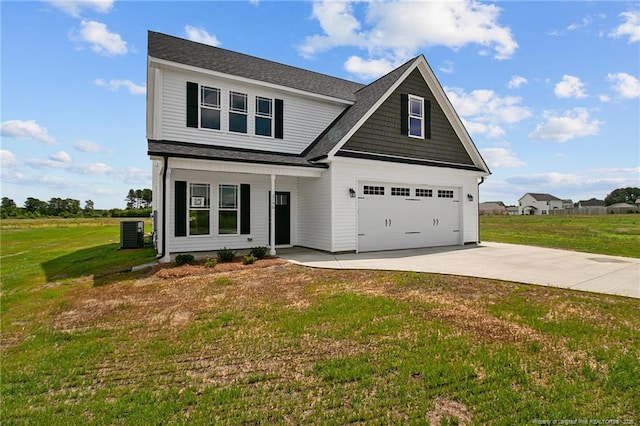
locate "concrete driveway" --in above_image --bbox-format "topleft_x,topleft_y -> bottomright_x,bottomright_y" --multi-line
279,242 -> 640,299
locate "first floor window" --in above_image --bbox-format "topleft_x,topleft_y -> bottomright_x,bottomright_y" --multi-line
229,92 -> 248,133
219,184 -> 238,234
363,185 -> 384,195
189,183 -> 210,235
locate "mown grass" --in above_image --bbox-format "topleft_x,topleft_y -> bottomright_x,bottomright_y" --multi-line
1,219 -> 639,424
480,214 -> 640,258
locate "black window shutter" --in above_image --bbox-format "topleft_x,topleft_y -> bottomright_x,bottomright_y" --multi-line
400,93 -> 408,135
175,181 -> 187,237
425,99 -> 431,139
274,99 -> 284,139
240,184 -> 251,235
186,82 -> 198,128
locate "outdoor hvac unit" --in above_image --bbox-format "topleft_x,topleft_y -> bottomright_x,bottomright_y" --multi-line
120,220 -> 144,249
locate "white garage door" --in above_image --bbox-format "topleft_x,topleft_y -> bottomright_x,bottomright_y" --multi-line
357,182 -> 461,252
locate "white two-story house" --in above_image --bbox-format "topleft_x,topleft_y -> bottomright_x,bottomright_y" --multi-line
147,31 -> 490,262
518,193 -> 564,215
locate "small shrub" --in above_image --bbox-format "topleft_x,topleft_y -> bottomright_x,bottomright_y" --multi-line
243,254 -> 256,265
249,246 -> 269,259
213,277 -> 233,286
175,254 -> 195,266
217,247 -> 236,263
203,257 -> 217,268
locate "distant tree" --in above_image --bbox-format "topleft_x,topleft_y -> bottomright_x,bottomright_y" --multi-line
24,197 -> 48,215
604,187 -> 640,206
142,188 -> 152,208
126,189 -> 136,209
84,199 -> 95,215
1,197 -> 18,218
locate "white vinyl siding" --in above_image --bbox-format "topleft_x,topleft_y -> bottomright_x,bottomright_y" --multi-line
158,69 -> 347,154
298,169 -> 332,251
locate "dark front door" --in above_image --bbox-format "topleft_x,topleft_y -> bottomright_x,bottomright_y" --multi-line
269,191 -> 290,245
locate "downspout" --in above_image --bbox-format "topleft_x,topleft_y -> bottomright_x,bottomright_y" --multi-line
158,155 -> 168,259
477,176 -> 485,244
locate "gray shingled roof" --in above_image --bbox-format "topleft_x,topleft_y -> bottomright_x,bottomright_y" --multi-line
148,140 -> 327,169
148,31 -> 364,102
527,193 -> 562,201
303,57 -> 419,161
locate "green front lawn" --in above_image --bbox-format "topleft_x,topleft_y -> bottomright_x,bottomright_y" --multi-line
1,218 -> 638,424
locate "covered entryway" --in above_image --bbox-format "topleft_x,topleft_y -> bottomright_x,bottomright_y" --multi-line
357,182 -> 461,252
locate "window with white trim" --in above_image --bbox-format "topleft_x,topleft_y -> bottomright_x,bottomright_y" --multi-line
255,96 -> 273,137
229,92 -> 248,133
438,190 -> 454,198
391,187 -> 410,196
219,184 -> 238,234
200,86 -> 221,130
416,188 -> 432,197
189,183 -> 210,235
408,94 -> 424,138
363,185 -> 384,195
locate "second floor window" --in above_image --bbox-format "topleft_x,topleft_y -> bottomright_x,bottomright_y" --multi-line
201,86 -> 221,130
255,96 -> 273,137
408,94 -> 424,138
229,91 -> 248,133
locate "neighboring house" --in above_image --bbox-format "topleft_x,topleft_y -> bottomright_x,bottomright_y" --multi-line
479,201 -> 507,215
606,203 -> 639,214
147,32 -> 490,262
518,193 -> 563,215
561,199 -> 574,209
506,206 -> 519,215
577,198 -> 605,208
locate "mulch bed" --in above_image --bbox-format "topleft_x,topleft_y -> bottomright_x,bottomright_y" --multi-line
153,257 -> 288,279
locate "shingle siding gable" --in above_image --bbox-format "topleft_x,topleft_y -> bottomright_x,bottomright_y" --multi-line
338,69 -> 474,166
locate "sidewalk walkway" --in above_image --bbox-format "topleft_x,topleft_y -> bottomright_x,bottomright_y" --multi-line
279,242 -> 640,299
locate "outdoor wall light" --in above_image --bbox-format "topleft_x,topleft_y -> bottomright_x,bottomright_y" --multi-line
467,193 -> 474,201
349,188 -> 356,198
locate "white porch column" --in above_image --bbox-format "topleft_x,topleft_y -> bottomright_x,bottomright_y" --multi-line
161,165 -> 172,263
270,174 -> 276,256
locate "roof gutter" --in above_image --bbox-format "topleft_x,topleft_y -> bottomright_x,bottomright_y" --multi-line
477,176 -> 485,244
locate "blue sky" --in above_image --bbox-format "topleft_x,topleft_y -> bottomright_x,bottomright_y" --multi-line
1,0 -> 639,209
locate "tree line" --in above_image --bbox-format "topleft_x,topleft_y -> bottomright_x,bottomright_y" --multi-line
1,188 -> 152,219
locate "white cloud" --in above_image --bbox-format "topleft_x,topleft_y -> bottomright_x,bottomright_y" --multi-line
120,167 -> 151,185
480,147 -> 525,168
598,94 -> 611,103
50,151 -> 71,163
529,108 -> 602,143
606,72 -> 640,99
299,0 -> 517,79
1,120 -> 55,144
567,16 -> 592,31
507,75 -> 528,89
94,78 -> 146,95
75,139 -> 101,152
27,155 -> 113,175
0,150 -> 18,168
554,75 -> 587,99
609,10 -> 640,43
48,0 -> 113,17
184,25 -> 221,47
344,56 -> 395,80
446,87 -> 531,140
439,60 -> 455,74
73,20 -> 127,56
